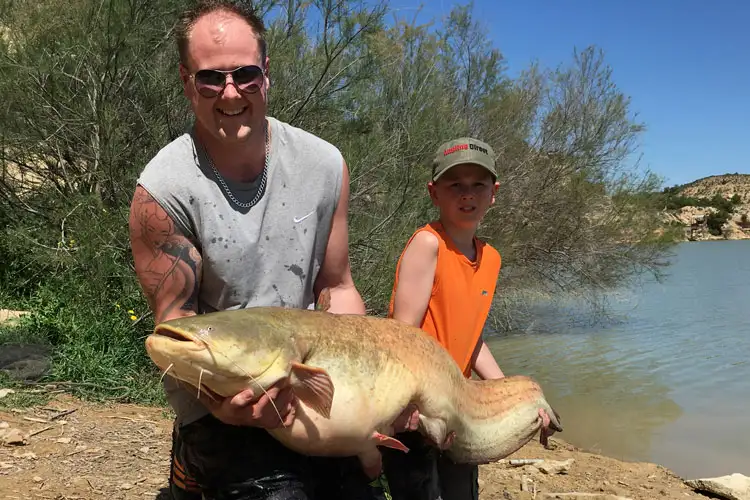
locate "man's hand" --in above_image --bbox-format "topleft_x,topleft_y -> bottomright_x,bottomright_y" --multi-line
199,378 -> 297,429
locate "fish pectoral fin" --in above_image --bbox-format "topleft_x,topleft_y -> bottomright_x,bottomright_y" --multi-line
371,431 -> 409,453
290,361 -> 334,418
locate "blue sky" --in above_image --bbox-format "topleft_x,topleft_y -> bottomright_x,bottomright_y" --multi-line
383,0 -> 749,187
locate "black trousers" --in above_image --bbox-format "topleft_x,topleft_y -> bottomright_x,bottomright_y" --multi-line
381,431 -> 478,500
169,414 -> 391,500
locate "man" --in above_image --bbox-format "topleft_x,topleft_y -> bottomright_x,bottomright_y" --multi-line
128,1 -> 410,499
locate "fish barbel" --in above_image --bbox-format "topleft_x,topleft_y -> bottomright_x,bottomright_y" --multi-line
144,294 -> 561,477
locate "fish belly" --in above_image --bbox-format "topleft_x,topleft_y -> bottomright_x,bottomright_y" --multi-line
269,358 -> 416,458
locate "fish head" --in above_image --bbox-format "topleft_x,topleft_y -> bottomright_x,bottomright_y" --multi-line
145,309 -> 299,401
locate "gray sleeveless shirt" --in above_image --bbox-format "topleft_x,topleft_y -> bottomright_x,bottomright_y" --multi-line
137,116 -> 343,426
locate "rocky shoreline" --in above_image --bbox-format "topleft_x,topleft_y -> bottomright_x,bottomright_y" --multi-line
1,392 -> 748,500
659,173 -> 750,243
661,204 -> 750,242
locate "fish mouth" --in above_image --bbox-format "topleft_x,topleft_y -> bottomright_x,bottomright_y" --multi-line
152,324 -> 203,346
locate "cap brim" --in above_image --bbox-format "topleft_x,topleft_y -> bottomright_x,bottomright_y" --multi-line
433,159 -> 497,181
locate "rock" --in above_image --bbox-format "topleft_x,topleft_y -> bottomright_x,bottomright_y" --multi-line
0,421 -> 9,429
535,458 -> 575,475
32,476 -> 42,483
119,483 -> 134,490
684,473 -> 750,500
540,494 -> 633,500
520,474 -> 535,492
0,427 -> 27,446
0,343 -> 52,381
56,437 -> 72,444
0,310 -> 28,324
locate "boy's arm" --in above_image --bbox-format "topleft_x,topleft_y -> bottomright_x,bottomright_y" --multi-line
470,338 -> 505,380
390,230 -> 439,326
388,230 -> 439,435
314,158 -> 366,315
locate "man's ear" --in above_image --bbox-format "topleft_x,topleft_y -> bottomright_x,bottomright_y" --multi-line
179,64 -> 192,97
264,56 -> 271,91
491,181 -> 499,204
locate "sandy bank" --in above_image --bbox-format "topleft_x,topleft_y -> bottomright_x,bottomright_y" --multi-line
0,393 -> 739,499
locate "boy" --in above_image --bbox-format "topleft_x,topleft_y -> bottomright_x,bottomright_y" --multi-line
382,137 -> 506,500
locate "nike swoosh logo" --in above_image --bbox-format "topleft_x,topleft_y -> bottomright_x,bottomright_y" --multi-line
294,210 -> 315,223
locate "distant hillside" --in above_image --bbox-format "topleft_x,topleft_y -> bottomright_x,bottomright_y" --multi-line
678,173 -> 750,203
658,173 -> 750,241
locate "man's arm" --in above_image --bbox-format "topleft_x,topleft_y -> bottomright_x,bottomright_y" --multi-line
129,185 -> 295,429
470,338 -> 505,380
389,230 -> 438,327
314,158 -> 366,315
128,185 -> 201,324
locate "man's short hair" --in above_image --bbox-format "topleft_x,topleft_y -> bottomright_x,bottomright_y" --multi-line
175,0 -> 267,65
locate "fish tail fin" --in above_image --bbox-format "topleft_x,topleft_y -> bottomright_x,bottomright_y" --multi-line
547,405 -> 563,432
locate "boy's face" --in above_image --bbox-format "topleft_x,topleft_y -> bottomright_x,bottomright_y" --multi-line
428,163 -> 499,228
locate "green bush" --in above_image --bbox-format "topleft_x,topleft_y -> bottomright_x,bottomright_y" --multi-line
0,0 -> 675,403
706,210 -> 729,236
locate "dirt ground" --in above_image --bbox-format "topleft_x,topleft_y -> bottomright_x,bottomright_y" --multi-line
0,393 -> 713,500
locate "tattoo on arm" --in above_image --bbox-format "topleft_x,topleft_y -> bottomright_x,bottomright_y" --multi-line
129,186 -> 202,324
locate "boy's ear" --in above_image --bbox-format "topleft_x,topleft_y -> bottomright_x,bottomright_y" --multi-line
427,181 -> 439,206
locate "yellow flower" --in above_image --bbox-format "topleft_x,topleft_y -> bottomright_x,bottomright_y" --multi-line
128,309 -> 135,314
130,315 -> 138,321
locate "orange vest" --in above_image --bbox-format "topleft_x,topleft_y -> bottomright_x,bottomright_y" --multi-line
388,221 -> 501,378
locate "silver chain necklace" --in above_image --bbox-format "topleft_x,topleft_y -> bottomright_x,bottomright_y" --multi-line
202,124 -> 269,209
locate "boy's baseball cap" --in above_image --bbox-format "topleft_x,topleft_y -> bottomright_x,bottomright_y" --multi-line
431,137 -> 497,182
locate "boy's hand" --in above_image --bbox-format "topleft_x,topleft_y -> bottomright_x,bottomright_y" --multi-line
538,408 -> 559,447
199,379 -> 297,429
391,403 -> 420,432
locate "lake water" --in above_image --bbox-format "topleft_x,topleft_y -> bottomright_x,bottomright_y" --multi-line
486,240 -> 750,480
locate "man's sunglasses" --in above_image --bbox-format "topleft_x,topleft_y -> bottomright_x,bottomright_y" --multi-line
190,65 -> 265,98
